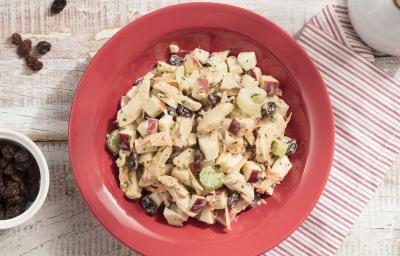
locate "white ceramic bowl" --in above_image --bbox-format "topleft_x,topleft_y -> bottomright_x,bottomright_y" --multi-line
348,0 -> 400,56
0,129 -> 49,229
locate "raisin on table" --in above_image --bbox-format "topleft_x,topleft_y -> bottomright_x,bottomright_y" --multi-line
17,39 -> 32,57
25,55 -> 43,71
36,41 -> 52,55
50,0 -> 67,14
10,33 -> 22,46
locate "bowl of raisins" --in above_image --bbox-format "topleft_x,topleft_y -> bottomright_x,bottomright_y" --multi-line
0,129 -> 49,229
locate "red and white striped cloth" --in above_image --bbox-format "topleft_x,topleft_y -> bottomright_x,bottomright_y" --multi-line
268,4 -> 400,256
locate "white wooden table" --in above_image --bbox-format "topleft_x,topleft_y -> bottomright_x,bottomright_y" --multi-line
0,0 -> 399,255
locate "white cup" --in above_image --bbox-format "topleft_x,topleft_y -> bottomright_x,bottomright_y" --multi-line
0,129 -> 49,229
348,0 -> 400,56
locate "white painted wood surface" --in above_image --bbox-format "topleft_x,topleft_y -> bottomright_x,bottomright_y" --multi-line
0,0 -> 398,255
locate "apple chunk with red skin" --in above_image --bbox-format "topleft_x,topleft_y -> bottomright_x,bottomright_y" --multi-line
260,75 -> 280,96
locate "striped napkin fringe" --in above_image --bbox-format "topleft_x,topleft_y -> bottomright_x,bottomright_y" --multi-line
267,4 -> 400,256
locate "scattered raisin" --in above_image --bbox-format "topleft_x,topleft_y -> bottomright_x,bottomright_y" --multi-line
50,0 -> 67,14
176,104 -> 193,117
36,41 -> 51,55
228,118 -> 241,135
227,191 -> 241,208
207,92 -> 220,109
25,55 -> 43,71
10,33 -> 22,46
168,54 -> 183,66
286,140 -> 297,156
2,145 -> 16,161
140,195 -> 158,216
126,150 -> 139,171
261,102 -> 277,117
17,39 -> 32,57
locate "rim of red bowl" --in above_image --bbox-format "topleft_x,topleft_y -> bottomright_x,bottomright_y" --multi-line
69,3 -> 335,255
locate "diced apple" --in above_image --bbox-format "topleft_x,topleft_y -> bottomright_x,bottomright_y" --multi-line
169,44 -> 180,53
118,133 -> 130,150
137,120 -> 148,137
226,56 -> 243,74
184,55 -> 202,74
190,196 -> 208,213
241,161 -> 262,181
248,170 -> 261,183
237,52 -> 257,71
270,156 -> 292,180
198,132 -> 219,161
143,96 -> 164,117
147,118 -> 158,135
260,75 -> 279,95
217,50 -> 230,60
220,73 -> 240,90
241,74 -> 259,88
158,113 -> 174,132
198,78 -> 209,94
190,48 -> 210,64
156,61 -> 177,73
247,67 -> 262,82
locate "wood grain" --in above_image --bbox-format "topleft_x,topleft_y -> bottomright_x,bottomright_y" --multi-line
0,0 -> 399,255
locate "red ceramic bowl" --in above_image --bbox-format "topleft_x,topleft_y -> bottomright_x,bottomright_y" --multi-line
69,3 -> 334,256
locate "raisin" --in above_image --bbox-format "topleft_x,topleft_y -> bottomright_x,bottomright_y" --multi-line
261,102 -> 277,117
194,149 -> 204,164
15,160 -> 30,172
176,104 -> 193,117
6,204 -> 24,219
140,195 -> 158,216
168,54 -> 183,66
3,181 -> 20,199
3,164 -> 15,176
126,150 -> 138,171
17,39 -> 32,57
50,0 -> 67,14
6,195 -> 26,208
14,149 -> 30,162
0,158 -> 7,170
10,33 -> 22,45
25,55 -> 43,71
227,191 -> 241,208
207,92 -> 220,109
228,118 -> 241,135
286,140 -> 297,156
0,204 -> 5,220
167,106 -> 178,121
2,145 -> 16,161
36,41 -> 51,55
